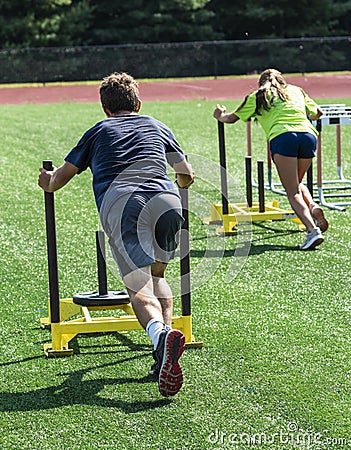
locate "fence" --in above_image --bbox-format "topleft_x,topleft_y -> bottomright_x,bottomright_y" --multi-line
0,36 -> 350,83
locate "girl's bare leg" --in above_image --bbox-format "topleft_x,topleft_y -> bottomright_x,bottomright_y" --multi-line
274,154 -> 316,232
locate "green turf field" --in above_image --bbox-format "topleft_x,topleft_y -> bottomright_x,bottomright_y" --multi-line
0,99 -> 350,449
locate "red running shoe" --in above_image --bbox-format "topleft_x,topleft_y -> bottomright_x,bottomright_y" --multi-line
154,329 -> 185,397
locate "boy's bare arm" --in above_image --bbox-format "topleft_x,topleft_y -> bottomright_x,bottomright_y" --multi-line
38,161 -> 79,192
173,159 -> 194,188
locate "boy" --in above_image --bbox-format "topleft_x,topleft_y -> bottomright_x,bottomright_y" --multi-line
38,72 -> 194,397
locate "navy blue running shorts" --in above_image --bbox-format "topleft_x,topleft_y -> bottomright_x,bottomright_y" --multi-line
270,132 -> 317,159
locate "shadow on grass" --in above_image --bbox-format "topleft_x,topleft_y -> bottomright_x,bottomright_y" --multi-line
0,355 -> 172,413
68,331 -> 152,355
246,242 -> 299,255
190,222 -> 300,257
245,223 -> 301,255
1,332 -> 172,412
190,243 -> 298,259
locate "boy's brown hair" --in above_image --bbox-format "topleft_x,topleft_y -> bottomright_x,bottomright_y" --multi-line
100,72 -> 140,113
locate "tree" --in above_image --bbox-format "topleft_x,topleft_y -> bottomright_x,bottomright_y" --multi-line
0,0 -> 350,49
206,0 -> 351,40
0,0 -> 92,48
86,0 -> 218,45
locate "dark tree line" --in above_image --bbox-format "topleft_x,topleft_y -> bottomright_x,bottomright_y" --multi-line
0,0 -> 350,48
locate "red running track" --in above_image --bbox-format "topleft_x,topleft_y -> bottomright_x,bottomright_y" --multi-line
0,73 -> 350,104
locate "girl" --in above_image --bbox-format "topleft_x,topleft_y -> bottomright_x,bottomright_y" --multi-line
214,68 -> 328,250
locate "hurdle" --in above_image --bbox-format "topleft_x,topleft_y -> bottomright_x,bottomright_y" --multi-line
40,160 -> 202,357
204,122 -> 301,235
311,104 -> 351,210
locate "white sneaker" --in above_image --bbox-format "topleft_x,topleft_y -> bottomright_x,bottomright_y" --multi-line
300,227 -> 324,250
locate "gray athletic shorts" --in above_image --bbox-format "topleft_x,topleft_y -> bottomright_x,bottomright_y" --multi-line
103,191 -> 184,277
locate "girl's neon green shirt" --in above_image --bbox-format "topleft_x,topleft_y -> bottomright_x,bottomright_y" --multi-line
234,84 -> 319,141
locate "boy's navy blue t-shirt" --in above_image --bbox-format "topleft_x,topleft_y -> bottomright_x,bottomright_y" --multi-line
65,114 -> 185,211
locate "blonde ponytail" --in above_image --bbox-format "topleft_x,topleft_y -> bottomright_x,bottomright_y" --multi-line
254,69 -> 289,115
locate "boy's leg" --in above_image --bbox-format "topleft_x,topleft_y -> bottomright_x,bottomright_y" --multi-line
123,264 -> 185,397
123,265 -> 164,330
151,261 -> 173,327
105,192 -> 185,395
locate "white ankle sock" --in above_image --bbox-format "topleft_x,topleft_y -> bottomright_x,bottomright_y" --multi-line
146,319 -> 166,350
